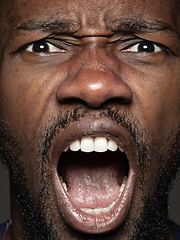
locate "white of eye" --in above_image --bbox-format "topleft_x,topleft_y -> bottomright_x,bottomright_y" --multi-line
26,41 -> 66,53
125,41 -> 162,53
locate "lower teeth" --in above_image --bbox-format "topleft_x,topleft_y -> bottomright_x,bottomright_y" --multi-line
81,200 -> 117,214
60,176 -> 127,215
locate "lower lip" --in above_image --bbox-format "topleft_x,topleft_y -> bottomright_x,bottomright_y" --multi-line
53,168 -> 135,234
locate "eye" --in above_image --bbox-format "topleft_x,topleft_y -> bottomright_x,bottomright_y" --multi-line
124,41 -> 162,53
26,40 -> 67,53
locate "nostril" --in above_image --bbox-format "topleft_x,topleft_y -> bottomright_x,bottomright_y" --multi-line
57,97 -> 88,106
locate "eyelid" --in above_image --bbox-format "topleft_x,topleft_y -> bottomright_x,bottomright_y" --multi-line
122,41 -> 164,53
25,40 -> 67,53
131,42 -> 161,52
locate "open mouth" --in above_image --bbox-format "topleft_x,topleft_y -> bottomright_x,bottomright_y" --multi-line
52,119 -> 137,234
58,137 -> 129,212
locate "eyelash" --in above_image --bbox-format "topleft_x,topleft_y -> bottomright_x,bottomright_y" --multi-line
122,41 -> 170,54
14,38 -> 171,56
25,40 -> 67,53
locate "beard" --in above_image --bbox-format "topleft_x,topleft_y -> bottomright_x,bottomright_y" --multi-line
0,106 -> 180,240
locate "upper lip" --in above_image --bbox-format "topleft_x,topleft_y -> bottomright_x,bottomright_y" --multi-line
51,118 -> 137,234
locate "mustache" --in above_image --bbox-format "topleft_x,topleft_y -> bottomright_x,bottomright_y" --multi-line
42,105 -> 148,140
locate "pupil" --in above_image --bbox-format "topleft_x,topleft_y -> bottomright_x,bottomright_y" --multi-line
138,42 -> 155,52
33,41 -> 49,52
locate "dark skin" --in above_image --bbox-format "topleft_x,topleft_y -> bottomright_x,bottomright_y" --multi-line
0,0 -> 180,239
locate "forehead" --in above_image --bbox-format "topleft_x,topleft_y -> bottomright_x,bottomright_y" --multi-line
6,0 -> 180,35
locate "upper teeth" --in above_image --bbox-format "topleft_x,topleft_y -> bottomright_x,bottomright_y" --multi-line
68,137 -> 123,153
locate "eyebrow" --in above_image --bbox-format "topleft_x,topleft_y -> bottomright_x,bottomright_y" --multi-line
106,17 -> 177,35
16,19 -> 80,34
16,17 -> 178,38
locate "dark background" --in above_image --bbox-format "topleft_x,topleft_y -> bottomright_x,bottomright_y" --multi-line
0,164 -> 180,224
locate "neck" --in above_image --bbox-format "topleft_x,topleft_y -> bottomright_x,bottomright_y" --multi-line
2,220 -> 12,240
168,223 -> 177,240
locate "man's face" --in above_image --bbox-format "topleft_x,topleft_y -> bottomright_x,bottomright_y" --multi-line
0,0 -> 180,239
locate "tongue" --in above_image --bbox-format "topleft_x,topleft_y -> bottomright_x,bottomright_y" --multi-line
60,151 -> 121,209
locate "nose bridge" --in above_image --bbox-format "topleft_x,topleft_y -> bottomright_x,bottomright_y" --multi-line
56,44 -> 132,108
82,42 -> 108,71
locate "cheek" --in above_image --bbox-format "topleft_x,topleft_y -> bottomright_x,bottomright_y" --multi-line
0,58 -> 68,139
129,63 -> 180,142
132,71 -> 180,195
142,85 -> 180,141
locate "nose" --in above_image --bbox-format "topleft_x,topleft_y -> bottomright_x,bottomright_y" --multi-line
56,48 -> 132,108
